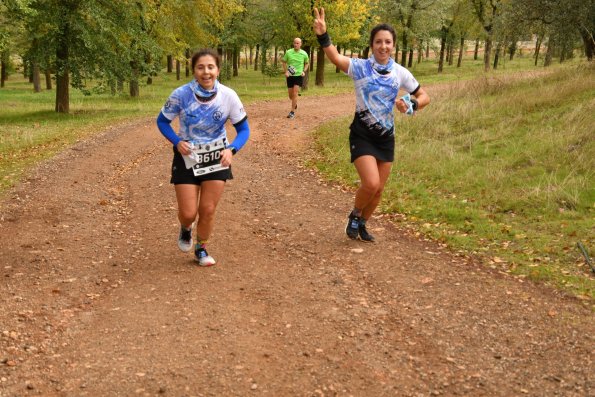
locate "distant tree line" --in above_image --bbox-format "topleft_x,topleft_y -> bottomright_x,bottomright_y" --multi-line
0,0 -> 592,113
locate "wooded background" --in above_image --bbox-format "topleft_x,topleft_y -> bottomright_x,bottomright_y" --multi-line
1,0 -> 593,113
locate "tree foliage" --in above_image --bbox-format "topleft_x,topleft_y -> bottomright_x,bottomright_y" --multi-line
0,0 -> 592,111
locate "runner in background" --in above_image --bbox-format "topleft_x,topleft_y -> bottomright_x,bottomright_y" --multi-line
282,37 -> 309,119
156,48 -> 250,266
313,8 -> 430,242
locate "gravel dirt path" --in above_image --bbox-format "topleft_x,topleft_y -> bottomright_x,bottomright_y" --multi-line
0,92 -> 592,397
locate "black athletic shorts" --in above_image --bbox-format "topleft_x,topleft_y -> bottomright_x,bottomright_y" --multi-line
170,146 -> 232,185
349,117 -> 395,163
286,76 -> 303,88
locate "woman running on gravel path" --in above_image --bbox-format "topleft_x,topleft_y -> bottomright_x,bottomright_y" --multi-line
313,8 -> 430,242
156,49 -> 250,266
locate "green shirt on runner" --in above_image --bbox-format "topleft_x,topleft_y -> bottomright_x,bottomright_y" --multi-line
283,49 -> 309,76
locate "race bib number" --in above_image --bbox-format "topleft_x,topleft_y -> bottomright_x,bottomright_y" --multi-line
183,139 -> 229,176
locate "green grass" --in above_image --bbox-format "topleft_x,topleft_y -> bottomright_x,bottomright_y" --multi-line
310,61 -> 595,299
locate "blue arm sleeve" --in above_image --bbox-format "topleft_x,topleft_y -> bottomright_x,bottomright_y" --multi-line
228,118 -> 250,153
156,112 -> 181,146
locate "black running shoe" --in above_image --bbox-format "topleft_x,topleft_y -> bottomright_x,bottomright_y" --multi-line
287,111 -> 295,119
358,220 -> 375,242
345,213 -> 361,240
195,246 -> 216,266
177,226 -> 193,252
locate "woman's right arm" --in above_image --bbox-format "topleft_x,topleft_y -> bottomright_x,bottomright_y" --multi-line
156,112 -> 191,155
313,8 -> 350,74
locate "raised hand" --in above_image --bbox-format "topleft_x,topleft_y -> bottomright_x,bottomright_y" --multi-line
313,7 -> 327,35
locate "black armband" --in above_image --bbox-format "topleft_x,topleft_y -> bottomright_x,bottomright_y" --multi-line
410,97 -> 419,111
317,32 -> 332,48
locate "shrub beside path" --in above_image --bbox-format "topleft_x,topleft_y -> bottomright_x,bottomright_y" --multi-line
0,92 -> 592,396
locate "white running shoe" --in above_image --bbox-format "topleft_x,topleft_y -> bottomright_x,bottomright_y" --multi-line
195,247 -> 216,267
177,225 -> 193,252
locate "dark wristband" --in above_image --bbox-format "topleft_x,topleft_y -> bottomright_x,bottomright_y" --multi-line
410,98 -> 418,111
230,147 -> 237,155
316,32 -> 332,48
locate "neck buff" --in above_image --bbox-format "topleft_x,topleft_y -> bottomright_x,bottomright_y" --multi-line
192,79 -> 219,100
369,54 -> 394,75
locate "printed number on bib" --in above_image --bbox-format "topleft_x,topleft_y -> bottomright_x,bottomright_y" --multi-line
184,138 -> 229,176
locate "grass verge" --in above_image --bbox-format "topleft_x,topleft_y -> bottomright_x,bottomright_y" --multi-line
309,61 -> 595,300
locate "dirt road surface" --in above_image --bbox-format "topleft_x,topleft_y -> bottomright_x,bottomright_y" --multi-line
0,93 -> 593,396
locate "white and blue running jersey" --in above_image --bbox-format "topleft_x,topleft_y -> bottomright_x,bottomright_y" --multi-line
160,81 -> 247,145
348,58 -> 419,136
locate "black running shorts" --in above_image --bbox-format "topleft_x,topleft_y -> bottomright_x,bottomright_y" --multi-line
170,146 -> 232,185
286,76 -> 303,88
349,118 -> 395,163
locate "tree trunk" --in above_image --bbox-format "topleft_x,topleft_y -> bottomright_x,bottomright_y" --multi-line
249,46 -> 253,66
254,44 -> 259,71
509,41 -> 517,60
417,41 -> 423,64
45,67 -> 52,90
130,79 -> 139,97
260,45 -> 267,74
457,37 -> 464,67
55,29 -> 70,113
363,47 -> 370,59
426,42 -> 430,59
401,31 -> 408,65
438,27 -> 447,73
233,47 -> 239,77
534,34 -> 543,66
274,46 -> 278,67
336,46 -> 341,73
315,46 -> 325,86
484,36 -> 492,71
0,50 -> 8,88
544,38 -> 554,67
448,39 -> 455,66
408,48 -> 413,67
302,45 -> 311,90
167,55 -> 173,73
493,42 -> 501,69
32,61 -> 41,92
185,48 -> 190,77
579,29 -> 594,61
176,59 -> 180,80
474,38 -> 480,60
130,61 -> 139,97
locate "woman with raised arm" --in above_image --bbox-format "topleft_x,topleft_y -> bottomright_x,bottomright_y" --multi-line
313,8 -> 430,242
157,49 -> 250,266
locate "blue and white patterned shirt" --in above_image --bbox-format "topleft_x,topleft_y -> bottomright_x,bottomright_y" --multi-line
348,58 -> 419,137
161,81 -> 247,145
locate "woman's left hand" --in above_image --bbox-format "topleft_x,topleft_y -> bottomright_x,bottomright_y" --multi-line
221,148 -> 233,167
395,98 -> 410,114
